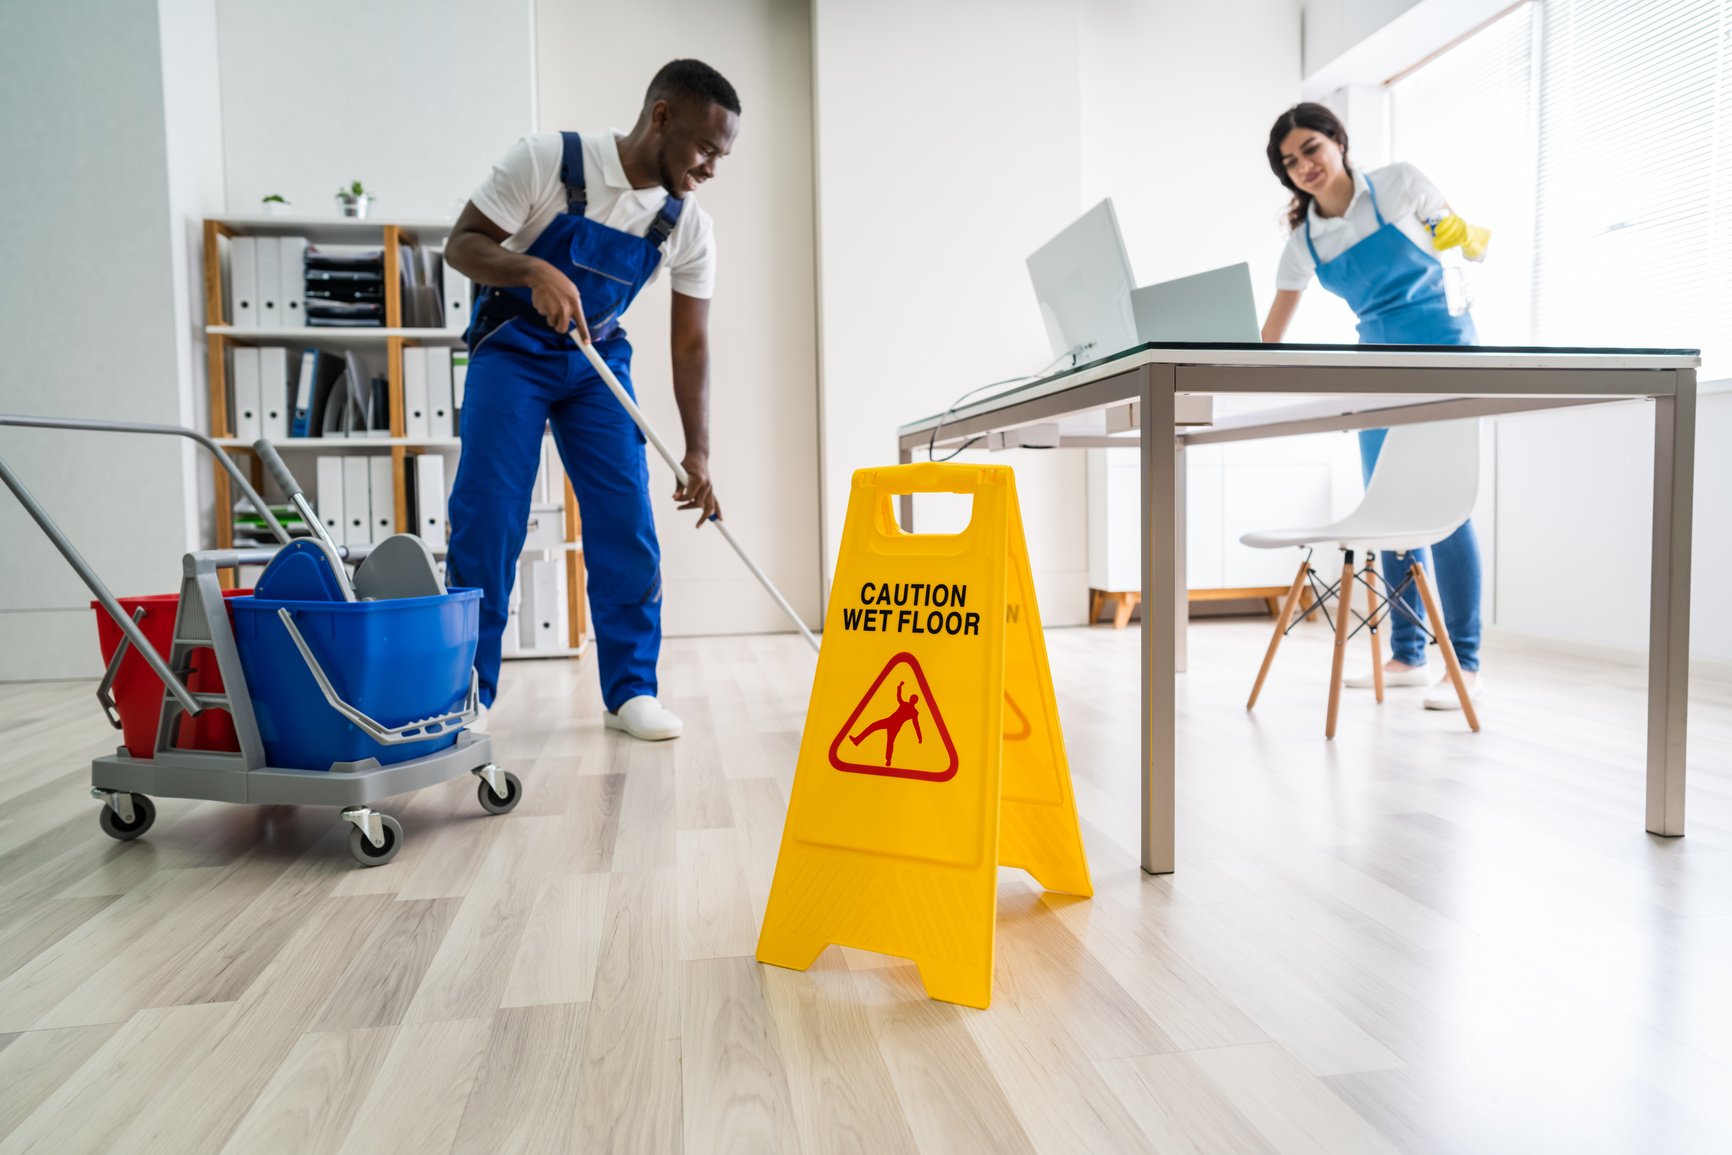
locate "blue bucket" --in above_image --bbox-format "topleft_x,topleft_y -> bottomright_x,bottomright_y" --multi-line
229,588 -> 481,770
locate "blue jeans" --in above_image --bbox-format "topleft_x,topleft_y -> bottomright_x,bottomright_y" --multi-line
1358,429 -> 1481,672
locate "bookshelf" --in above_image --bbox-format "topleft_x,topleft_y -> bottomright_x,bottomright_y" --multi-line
201,214 -> 589,655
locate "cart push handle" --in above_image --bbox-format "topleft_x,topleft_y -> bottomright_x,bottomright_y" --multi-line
0,413 -> 298,718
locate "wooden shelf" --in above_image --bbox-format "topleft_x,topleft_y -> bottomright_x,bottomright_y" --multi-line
203,215 -> 589,652
208,326 -> 466,343
207,214 -> 457,243
503,644 -> 589,661
216,437 -> 463,449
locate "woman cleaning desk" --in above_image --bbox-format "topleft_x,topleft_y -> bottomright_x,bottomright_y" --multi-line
1259,101 -> 1491,712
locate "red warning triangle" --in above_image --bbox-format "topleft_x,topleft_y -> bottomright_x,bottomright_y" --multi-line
828,652 -> 960,782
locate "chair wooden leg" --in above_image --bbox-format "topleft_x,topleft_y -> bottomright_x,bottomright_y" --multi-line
1247,557 -> 1309,710
1325,552 -> 1355,739
1410,561 -> 1480,732
1089,589 -> 1105,626
1112,592 -> 1139,630
1365,555 -> 1385,704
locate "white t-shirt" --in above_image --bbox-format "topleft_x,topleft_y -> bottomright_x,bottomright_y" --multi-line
470,130 -> 716,300
1275,162 -> 1450,292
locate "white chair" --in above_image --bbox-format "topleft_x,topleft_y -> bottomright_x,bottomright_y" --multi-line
1240,418 -> 1481,738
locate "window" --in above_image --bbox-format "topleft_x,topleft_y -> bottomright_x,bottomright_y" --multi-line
1391,0 -> 1731,375
1390,5 -> 1539,346
1532,0 -> 1730,372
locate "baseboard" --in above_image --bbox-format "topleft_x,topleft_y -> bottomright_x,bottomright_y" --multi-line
1484,625 -> 1732,687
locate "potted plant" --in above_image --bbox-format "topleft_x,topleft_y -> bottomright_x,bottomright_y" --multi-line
261,193 -> 291,217
335,181 -> 374,219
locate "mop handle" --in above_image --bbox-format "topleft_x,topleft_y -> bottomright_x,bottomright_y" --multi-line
574,338 -> 691,488
572,334 -> 820,653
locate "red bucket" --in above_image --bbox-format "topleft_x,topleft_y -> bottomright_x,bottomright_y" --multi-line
91,591 -> 251,758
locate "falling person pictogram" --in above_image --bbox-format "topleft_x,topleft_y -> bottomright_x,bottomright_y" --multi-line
848,680 -> 924,767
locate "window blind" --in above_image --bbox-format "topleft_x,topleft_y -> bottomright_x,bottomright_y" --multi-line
1531,0 -> 1730,372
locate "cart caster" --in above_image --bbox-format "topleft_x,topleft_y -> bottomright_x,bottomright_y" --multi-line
343,810 -> 403,867
94,791 -> 155,841
475,766 -> 522,815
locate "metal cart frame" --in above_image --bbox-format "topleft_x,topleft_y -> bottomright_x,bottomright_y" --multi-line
0,415 -> 521,866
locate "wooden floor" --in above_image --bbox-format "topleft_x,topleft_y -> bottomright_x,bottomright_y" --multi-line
1,617 -> 1729,1154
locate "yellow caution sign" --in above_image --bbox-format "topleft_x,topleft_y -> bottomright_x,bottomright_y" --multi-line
756,462 -> 1091,1008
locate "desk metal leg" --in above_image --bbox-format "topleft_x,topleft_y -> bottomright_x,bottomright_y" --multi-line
897,445 -> 914,530
1140,366 -> 1177,874
1647,370 -> 1695,836
1175,436 -> 1187,674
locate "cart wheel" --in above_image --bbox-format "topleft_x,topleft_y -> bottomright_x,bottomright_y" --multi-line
98,794 -> 156,841
477,771 -> 522,815
347,814 -> 403,867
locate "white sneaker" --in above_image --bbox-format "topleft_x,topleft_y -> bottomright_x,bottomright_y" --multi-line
1344,664 -> 1437,689
604,695 -> 683,741
1424,672 -> 1485,711
469,703 -> 490,734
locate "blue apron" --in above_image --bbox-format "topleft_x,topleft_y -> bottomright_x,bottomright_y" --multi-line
448,132 -> 684,710
1306,172 -> 1482,671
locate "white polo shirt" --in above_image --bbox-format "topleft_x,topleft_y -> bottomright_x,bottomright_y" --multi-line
470,130 -> 716,300
1276,162 -> 1450,292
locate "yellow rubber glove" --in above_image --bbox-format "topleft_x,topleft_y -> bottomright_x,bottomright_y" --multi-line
1429,214 -> 1492,262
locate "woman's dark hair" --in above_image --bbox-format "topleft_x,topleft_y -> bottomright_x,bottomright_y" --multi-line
1267,102 -> 1350,231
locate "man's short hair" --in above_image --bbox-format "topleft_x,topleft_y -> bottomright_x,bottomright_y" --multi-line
647,59 -> 741,116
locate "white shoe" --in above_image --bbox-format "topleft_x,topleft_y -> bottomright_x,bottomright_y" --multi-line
604,695 -> 683,741
469,703 -> 490,734
1344,664 -> 1437,689
1424,672 -> 1485,711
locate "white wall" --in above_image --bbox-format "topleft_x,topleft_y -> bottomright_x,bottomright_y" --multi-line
0,0 -> 223,681
1301,0 -> 1511,97
813,0 -> 1306,626
1494,392 -> 1732,666
1079,0 -> 1303,343
812,0 -> 1089,621
215,0 -> 535,219
534,0 -> 822,638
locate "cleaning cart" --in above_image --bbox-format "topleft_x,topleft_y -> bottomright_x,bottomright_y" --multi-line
0,415 -> 522,866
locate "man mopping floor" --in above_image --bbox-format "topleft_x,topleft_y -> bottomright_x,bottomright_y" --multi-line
443,59 -> 740,741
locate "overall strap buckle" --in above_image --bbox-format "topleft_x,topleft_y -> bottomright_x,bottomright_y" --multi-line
645,195 -> 684,249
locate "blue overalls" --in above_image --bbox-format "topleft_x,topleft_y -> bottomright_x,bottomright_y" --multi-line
448,132 -> 684,710
1305,173 -> 1482,672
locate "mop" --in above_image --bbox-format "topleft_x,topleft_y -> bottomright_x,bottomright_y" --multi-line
572,334 -> 820,653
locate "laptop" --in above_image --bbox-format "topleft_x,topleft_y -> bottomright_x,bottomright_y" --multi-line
1025,199 -> 1139,366
1130,262 -> 1260,344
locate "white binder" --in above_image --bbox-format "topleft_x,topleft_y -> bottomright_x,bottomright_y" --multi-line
403,346 -> 431,440
342,455 -> 371,547
260,347 -> 290,441
233,346 -> 262,440
231,236 -> 259,328
521,558 -> 561,651
413,452 -> 448,544
502,566 -> 524,657
427,347 -> 455,438
441,257 -> 471,330
278,236 -> 307,328
451,352 -> 469,432
315,455 -> 345,542
256,237 -> 281,328
368,454 -> 395,543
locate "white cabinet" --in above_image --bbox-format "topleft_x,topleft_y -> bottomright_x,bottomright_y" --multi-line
1087,433 -> 1343,601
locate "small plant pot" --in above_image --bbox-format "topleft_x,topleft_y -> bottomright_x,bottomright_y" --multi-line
262,201 -> 291,217
337,194 -> 372,219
